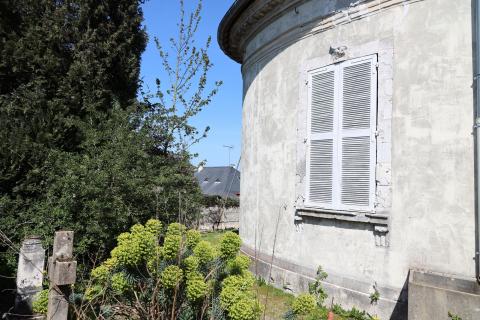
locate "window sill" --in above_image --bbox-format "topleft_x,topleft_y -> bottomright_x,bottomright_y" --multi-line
295,206 -> 388,226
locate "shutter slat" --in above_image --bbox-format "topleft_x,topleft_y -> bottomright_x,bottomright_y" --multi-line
309,139 -> 333,203
341,136 -> 370,206
342,62 -> 372,130
311,71 -> 335,133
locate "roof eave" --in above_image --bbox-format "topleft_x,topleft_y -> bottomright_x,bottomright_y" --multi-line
217,0 -> 254,64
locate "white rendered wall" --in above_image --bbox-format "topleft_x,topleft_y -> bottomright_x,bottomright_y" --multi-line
240,0 -> 475,316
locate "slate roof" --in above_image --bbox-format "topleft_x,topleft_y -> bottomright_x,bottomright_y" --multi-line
194,166 -> 240,199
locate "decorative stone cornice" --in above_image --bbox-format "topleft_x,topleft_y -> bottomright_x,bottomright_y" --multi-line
218,0 -> 424,64
218,0 -> 297,63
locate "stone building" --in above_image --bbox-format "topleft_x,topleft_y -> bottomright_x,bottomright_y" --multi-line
195,166 -> 240,199
218,0 -> 480,318
195,166 -> 240,230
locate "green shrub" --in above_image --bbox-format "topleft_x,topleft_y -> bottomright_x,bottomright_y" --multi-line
166,222 -> 187,237
145,219 -> 163,236
163,234 -> 182,260
220,273 -> 260,320
184,255 -> 200,275
109,224 -> 157,267
193,240 -> 216,265
186,229 -> 201,248
111,272 -> 129,294
291,294 -> 316,315
32,289 -> 48,314
84,284 -> 103,301
227,255 -> 251,275
161,265 -> 183,289
220,275 -> 254,309
186,272 -> 208,301
78,220 -> 260,320
228,298 -> 262,320
220,231 -> 242,260
91,264 -> 111,281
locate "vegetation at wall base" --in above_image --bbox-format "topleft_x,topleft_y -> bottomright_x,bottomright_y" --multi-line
284,302 -> 381,320
369,283 -> 380,305
284,266 -> 380,320
448,311 -> 463,320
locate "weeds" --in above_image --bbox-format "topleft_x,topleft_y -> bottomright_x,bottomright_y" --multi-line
369,283 -> 380,305
284,266 -> 380,320
448,311 -> 463,320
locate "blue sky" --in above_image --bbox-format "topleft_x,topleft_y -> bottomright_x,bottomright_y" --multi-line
140,0 -> 241,168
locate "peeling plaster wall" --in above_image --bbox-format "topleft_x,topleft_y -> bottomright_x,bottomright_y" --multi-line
240,0 -> 475,317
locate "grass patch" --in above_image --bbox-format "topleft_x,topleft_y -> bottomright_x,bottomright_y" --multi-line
201,230 -> 295,319
200,230 -> 228,248
256,281 -> 295,319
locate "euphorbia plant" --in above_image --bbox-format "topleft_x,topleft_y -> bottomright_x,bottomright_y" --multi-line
72,220 -> 261,320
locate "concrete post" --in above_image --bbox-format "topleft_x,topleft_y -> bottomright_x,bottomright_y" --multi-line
46,231 -> 76,320
13,236 -> 45,316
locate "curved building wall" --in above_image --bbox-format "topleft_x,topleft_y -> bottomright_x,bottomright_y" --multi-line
239,0 -> 475,318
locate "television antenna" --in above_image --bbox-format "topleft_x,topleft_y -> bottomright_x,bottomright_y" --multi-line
223,145 -> 234,166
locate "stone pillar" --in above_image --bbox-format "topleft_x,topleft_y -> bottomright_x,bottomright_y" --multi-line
14,236 -> 45,316
46,231 -> 76,320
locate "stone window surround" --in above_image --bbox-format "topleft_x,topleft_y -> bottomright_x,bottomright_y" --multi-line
295,39 -> 393,230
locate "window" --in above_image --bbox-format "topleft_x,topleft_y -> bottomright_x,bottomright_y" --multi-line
306,54 -> 377,212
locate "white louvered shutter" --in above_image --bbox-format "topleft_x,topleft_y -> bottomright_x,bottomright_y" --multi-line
339,55 -> 377,210
307,66 -> 336,206
306,55 -> 377,211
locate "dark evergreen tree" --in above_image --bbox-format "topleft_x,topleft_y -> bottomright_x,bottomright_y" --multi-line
0,0 -> 146,197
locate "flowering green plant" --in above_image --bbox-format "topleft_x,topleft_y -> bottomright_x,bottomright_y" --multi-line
76,220 -> 260,320
291,294 -> 316,315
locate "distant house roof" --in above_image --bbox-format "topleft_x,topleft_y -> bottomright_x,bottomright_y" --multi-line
195,166 -> 240,199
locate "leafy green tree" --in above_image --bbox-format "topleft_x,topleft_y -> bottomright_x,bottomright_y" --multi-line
0,0 -> 152,272
24,105 -> 202,267
0,0 -> 215,275
0,0 -> 147,196
141,0 -> 222,156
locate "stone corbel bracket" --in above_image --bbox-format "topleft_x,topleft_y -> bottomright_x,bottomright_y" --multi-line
329,45 -> 348,62
373,225 -> 389,247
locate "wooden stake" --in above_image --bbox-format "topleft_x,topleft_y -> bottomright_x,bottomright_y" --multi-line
46,231 -> 76,320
